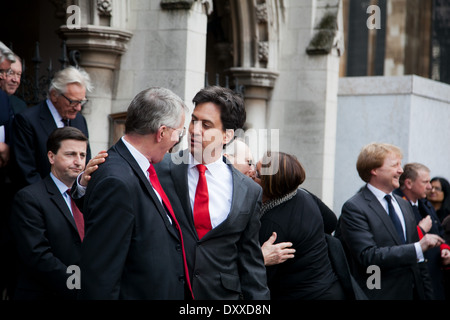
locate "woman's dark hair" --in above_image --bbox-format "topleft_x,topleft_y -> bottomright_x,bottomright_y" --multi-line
47,127 -> 88,154
260,151 -> 306,200
192,86 -> 246,131
431,176 -> 450,221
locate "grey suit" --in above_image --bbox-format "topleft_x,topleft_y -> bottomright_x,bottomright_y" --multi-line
338,185 -> 434,300
154,151 -> 270,300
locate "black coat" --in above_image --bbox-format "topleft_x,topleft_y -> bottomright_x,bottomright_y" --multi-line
11,100 -> 90,189
258,190 -> 339,300
394,188 -> 447,299
79,139 -> 187,299
9,175 -> 82,299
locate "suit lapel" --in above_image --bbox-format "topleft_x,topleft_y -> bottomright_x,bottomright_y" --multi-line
114,140 -> 179,239
43,176 -> 79,233
169,152 -> 197,235
363,187 -> 403,245
208,164 -> 248,237
39,101 -> 58,136
394,194 -> 415,242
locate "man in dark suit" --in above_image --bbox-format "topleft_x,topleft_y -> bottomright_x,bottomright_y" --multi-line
338,143 -> 444,300
0,41 -> 16,300
12,66 -> 91,190
79,87 -> 192,300
155,86 -> 270,300
9,127 -> 88,299
394,162 -> 450,299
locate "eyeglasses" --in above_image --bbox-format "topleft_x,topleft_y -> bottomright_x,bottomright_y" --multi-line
431,186 -> 443,192
61,93 -> 88,107
6,69 -> 22,79
167,126 -> 186,145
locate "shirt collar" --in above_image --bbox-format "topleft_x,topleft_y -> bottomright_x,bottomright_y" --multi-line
50,172 -> 71,194
367,183 -> 394,202
188,152 -> 228,178
121,136 -> 151,176
46,98 -> 64,126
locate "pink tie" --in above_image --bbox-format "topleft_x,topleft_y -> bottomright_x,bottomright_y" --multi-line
193,164 -> 212,239
66,189 -> 84,241
147,164 -> 194,299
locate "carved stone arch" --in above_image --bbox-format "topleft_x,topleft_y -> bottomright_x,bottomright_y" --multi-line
228,0 -> 280,131
229,0 -> 281,70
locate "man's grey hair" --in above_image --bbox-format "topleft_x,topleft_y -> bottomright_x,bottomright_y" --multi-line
48,66 -> 93,94
125,87 -> 188,135
0,42 -> 16,64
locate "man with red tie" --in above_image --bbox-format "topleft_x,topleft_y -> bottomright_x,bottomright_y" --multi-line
9,127 -> 89,299
79,87 -> 192,299
155,86 -> 270,299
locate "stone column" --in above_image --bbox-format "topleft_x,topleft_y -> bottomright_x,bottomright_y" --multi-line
60,25 -> 132,154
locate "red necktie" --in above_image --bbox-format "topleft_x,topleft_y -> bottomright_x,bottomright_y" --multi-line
193,164 -> 212,239
66,189 -> 84,241
147,165 -> 194,299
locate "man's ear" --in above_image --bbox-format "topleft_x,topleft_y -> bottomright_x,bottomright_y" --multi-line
404,178 -> 413,190
223,129 -> 234,145
48,151 -> 55,165
49,89 -> 59,104
156,126 -> 165,143
370,168 -> 378,177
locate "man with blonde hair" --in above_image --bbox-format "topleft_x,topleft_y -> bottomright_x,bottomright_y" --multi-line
12,66 -> 92,189
338,142 -> 444,299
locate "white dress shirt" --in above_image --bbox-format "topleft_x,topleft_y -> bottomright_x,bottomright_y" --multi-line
0,126 -> 5,143
50,172 -> 74,217
46,98 -> 65,128
188,152 -> 233,229
367,183 -> 424,261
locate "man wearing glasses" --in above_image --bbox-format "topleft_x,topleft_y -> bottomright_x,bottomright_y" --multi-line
0,55 -> 27,115
12,66 -> 92,189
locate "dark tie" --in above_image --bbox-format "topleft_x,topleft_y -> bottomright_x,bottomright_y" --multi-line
66,189 -> 84,241
385,195 -> 405,244
411,204 -> 422,223
193,164 -> 212,239
62,118 -> 70,127
147,165 -> 194,299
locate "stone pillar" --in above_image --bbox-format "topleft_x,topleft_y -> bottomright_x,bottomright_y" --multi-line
267,0 -> 343,208
159,0 -> 211,104
228,67 -> 278,160
60,25 -> 132,154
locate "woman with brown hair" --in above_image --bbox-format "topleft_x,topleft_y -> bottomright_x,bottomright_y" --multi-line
255,151 -> 347,300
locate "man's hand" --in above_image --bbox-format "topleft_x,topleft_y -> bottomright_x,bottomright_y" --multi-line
441,248 -> 450,266
261,232 -> 295,266
418,215 -> 432,233
0,142 -> 10,167
79,150 -> 108,187
419,233 -> 445,252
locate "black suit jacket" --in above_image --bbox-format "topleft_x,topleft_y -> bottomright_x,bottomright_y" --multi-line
338,185 -> 434,300
154,151 -> 270,300
394,188 -> 447,299
9,175 -> 82,299
11,100 -> 91,188
0,89 -> 14,212
79,139 -> 186,300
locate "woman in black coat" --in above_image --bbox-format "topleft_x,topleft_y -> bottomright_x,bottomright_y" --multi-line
255,151 -> 346,300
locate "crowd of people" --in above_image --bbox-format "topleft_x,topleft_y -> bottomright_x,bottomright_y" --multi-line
1,41 -> 450,301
